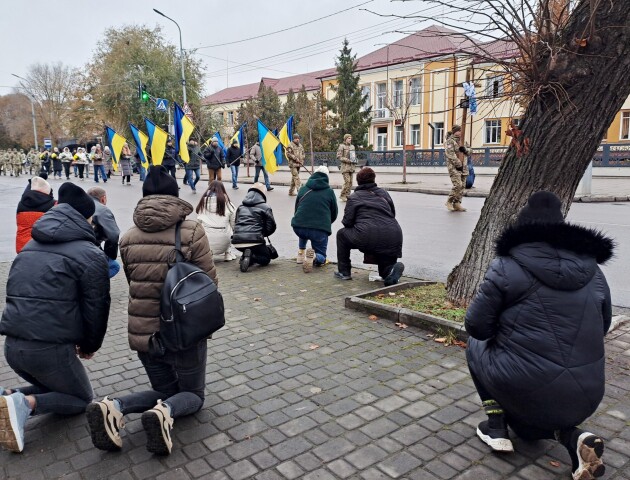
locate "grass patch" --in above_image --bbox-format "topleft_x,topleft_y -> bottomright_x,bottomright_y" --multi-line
369,283 -> 467,323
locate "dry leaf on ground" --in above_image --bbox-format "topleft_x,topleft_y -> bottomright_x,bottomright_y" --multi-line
388,292 -> 396,296
309,344 -> 320,350
368,315 -> 378,321
395,322 -> 408,329
300,289 -> 308,292
549,461 -> 561,468
376,294 -> 385,298
254,297 -> 262,302
434,337 -> 447,343
453,340 -> 467,349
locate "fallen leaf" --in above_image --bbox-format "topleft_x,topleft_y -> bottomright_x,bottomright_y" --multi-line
376,294 -> 385,298
309,344 -> 320,350
453,340 -> 467,349
426,334 -> 435,338
395,322 -> 408,329
300,289 -> 308,292
434,337 -> 447,343
368,315 -> 378,321
388,292 -> 396,296
549,460 -> 561,468
254,297 -> 261,302
399,294 -> 406,298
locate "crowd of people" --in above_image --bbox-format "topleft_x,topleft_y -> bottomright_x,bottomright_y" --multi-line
0,131 -> 616,480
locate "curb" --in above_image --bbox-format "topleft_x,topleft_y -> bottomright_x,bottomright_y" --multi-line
344,281 -> 468,340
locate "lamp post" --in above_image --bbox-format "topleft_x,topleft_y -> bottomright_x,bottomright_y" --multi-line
11,73 -> 39,150
153,8 -> 187,105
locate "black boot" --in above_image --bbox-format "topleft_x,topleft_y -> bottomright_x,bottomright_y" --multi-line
476,400 -> 514,452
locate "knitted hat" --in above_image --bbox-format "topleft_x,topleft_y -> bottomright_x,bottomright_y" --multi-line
356,167 -> 376,185
31,177 -> 51,195
451,124 -> 462,133
211,136 -> 218,143
315,165 -> 329,176
516,191 -> 564,225
293,133 -> 300,139
58,182 -> 95,219
142,165 -> 180,198
249,182 -> 266,197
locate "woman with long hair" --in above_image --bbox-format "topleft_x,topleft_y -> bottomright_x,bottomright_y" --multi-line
120,143 -> 133,185
196,180 -> 237,261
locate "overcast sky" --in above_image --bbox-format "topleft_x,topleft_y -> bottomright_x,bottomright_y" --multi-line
0,0 -> 437,97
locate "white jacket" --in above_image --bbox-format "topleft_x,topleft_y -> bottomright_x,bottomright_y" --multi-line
197,196 -> 236,255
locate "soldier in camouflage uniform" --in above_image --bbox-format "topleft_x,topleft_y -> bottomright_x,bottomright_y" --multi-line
444,124 -> 472,212
27,148 -> 38,175
286,133 -> 305,196
336,133 -> 356,202
7,149 -> 16,176
0,150 -> 6,176
13,149 -> 25,177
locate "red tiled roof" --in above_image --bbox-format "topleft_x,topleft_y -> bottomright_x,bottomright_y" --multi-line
468,38 -> 520,64
202,82 -> 260,105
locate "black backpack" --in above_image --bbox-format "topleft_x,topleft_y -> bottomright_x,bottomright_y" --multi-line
159,222 -> 225,351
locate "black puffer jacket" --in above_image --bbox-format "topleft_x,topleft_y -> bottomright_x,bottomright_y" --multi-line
232,189 -> 276,245
0,204 -> 111,354
466,222 -> 613,430
163,145 -> 177,167
203,145 -> 225,170
226,145 -> 241,167
340,183 -> 402,257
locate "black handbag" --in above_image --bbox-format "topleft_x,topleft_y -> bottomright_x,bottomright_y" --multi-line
267,237 -> 279,259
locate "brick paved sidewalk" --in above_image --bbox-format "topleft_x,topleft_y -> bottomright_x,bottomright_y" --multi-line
0,260 -> 629,480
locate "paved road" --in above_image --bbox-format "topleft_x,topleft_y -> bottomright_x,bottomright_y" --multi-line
1,173 -> 628,306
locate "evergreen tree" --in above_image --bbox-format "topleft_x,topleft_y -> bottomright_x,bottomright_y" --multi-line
283,88 -> 296,119
256,83 -> 283,132
327,39 -> 371,149
236,99 -> 258,147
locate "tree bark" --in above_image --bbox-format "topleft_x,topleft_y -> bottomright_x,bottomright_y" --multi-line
447,1 -> 630,305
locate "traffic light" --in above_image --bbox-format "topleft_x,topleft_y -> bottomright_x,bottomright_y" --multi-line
138,81 -> 149,102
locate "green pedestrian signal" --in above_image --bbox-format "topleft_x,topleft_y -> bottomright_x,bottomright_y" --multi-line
141,84 -> 149,102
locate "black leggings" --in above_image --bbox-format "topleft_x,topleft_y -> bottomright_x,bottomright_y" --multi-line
122,175 -> 130,183
62,163 -> 71,179
336,228 -> 397,277
77,164 -> 85,179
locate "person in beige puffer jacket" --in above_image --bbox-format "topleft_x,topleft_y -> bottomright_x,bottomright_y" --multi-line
86,165 -> 217,457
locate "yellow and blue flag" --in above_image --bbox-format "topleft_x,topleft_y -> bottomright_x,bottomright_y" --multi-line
145,118 -> 168,166
105,126 -> 126,172
129,123 -> 149,167
229,123 -> 246,156
174,103 -> 195,163
257,120 -> 280,174
278,115 -> 293,148
273,129 -> 284,166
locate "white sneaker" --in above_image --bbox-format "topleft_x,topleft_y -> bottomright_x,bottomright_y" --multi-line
296,250 -> 305,264
86,396 -> 124,451
142,400 -> 174,455
223,252 -> 237,261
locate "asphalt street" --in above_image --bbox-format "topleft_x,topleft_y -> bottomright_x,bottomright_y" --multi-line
1,173 -> 628,306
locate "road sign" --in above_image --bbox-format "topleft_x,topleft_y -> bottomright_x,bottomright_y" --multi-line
156,98 -> 169,112
43,138 -> 52,148
183,102 -> 194,120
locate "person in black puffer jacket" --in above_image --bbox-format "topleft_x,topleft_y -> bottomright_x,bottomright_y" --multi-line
163,139 -> 178,180
232,183 -> 276,272
465,191 -> 613,480
334,167 -> 404,286
0,182 -> 110,453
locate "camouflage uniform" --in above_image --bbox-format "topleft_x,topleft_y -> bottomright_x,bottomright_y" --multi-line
7,149 -> 16,176
286,140 -> 305,196
12,149 -> 25,177
336,141 -> 356,201
27,149 -> 39,175
444,132 -> 471,210
0,150 -> 6,175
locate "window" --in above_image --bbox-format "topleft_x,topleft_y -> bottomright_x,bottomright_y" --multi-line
227,111 -> 234,126
375,83 -> 387,118
485,75 -> 504,98
485,119 -> 502,144
411,124 -> 420,145
621,111 -> 630,140
410,77 -> 421,105
393,80 -> 404,108
433,122 -> 444,146
395,126 -> 403,146
361,85 -> 371,111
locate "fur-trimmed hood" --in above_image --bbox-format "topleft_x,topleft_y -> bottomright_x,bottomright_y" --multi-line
495,222 -> 615,290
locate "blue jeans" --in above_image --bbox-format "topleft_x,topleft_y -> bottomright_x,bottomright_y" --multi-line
115,342 -> 207,418
254,165 -> 271,189
4,337 -> 94,416
230,165 -> 239,187
93,164 -> 107,182
139,165 -> 146,181
293,227 -> 329,264
185,168 -> 201,191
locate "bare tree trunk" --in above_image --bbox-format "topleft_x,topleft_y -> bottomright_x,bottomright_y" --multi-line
447,1 -> 630,304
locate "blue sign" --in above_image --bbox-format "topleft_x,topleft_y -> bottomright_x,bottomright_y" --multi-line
156,98 -> 169,112
43,138 -> 52,148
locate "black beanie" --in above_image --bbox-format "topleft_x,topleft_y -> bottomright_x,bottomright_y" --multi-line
517,191 -> 564,225
58,182 -> 96,219
142,166 -> 179,197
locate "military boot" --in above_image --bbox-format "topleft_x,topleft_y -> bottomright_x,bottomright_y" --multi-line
453,202 -> 467,212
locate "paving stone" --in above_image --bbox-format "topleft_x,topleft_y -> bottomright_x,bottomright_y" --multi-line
224,459 -> 259,480
377,451 -> 423,478
346,444 -> 389,469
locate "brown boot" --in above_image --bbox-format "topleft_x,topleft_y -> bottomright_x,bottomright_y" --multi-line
453,202 -> 467,212
445,201 -> 455,211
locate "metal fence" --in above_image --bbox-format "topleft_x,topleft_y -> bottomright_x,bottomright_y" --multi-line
309,143 -> 630,168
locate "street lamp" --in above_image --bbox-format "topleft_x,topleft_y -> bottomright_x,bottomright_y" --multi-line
153,8 -> 187,105
11,73 -> 38,150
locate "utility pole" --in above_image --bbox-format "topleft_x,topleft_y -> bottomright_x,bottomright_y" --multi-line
153,9 -> 187,105
12,73 -> 38,149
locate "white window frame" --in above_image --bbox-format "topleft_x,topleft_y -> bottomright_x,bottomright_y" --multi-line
410,78 -> 421,105
376,127 -> 388,151
361,85 -> 371,111
433,122 -> 444,146
375,83 -> 387,118
394,125 -> 403,147
485,75 -> 504,99
393,80 -> 404,108
410,124 -> 420,145
485,119 -> 502,144
227,111 -> 234,126
620,111 -> 630,140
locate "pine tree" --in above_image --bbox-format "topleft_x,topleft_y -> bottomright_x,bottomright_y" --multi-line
327,39 -> 371,149
256,83 -> 283,132
283,88 -> 296,119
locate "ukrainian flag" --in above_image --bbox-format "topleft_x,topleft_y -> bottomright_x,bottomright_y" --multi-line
129,123 -> 149,167
278,115 -> 293,148
229,123 -> 246,156
273,129 -> 284,166
174,103 -> 195,163
145,118 -> 168,166
257,120 -> 280,174
105,126 -> 126,172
